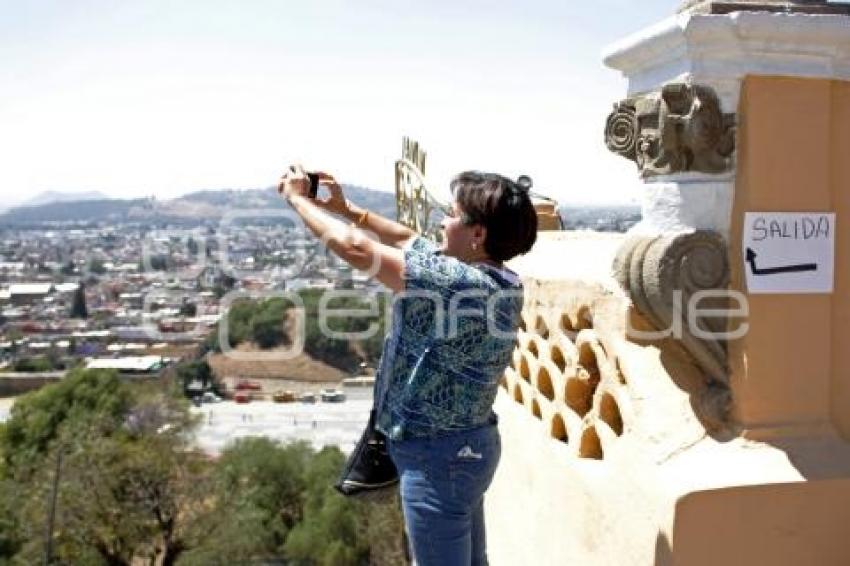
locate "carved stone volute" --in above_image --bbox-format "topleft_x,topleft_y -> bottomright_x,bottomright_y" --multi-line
613,231 -> 732,424
613,231 -> 730,381
605,82 -> 736,178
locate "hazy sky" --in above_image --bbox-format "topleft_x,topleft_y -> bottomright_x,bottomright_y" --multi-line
0,0 -> 679,206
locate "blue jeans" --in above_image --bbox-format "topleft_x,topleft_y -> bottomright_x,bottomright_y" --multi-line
388,423 -> 501,566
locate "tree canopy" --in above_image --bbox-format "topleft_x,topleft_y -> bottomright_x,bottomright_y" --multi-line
205,290 -> 390,372
0,369 -> 407,564
69,283 -> 88,319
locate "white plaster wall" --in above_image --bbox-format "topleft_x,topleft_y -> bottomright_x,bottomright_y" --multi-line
485,390 -> 850,566
630,177 -> 734,241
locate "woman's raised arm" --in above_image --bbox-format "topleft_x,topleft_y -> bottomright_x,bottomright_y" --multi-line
280,167 -> 406,292
313,174 -> 418,249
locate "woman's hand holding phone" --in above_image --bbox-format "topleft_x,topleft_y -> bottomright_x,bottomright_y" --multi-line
278,164 -> 311,201
313,175 -> 351,217
279,165 -> 350,217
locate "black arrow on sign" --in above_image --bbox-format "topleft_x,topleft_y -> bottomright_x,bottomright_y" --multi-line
746,247 -> 818,276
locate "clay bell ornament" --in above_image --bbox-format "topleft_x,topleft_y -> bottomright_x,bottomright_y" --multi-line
515,175 -> 562,232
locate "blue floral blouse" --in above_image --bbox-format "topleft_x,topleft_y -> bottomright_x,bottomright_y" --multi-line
374,236 -> 524,440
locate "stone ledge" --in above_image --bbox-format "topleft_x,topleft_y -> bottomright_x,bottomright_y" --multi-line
603,11 -> 850,107
506,231 -> 627,292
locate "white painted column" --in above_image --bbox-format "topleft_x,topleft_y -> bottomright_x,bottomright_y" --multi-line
603,11 -> 850,240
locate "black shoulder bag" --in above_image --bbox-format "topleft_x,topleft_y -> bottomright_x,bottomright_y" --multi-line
334,409 -> 398,499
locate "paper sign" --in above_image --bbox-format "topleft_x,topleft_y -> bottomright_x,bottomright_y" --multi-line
742,212 -> 835,294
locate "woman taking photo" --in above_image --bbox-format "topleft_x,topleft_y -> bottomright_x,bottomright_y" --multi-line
279,165 -> 537,566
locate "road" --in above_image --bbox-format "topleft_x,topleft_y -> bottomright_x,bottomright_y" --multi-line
191,392 -> 373,456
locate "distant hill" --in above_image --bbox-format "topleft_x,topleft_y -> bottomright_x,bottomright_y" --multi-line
176,186 -> 398,219
22,190 -> 110,207
0,186 -> 397,227
0,198 -> 153,225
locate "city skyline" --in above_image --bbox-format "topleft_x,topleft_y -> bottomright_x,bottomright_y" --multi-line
0,0 -> 680,207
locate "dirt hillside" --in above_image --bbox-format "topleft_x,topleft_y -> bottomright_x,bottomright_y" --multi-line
208,343 -> 346,383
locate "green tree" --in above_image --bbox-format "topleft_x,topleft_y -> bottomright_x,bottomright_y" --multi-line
12,356 -> 54,373
180,438 -> 313,563
296,289 -> 390,372
0,476 -> 22,560
179,301 -> 198,317
1,372 -> 206,565
70,282 -> 88,319
60,260 -> 76,276
212,274 -> 236,299
0,368 -> 131,478
283,447 -> 367,566
215,438 -> 312,541
184,438 -> 407,565
149,255 -> 169,271
355,292 -> 391,365
173,360 -> 214,397
88,258 -> 107,275
224,299 -> 258,347
45,346 -> 66,371
202,327 -> 221,354
284,445 -> 408,566
12,414 -> 208,566
207,291 -> 389,366
251,298 -> 289,349
0,395 -> 408,565
212,297 -> 289,350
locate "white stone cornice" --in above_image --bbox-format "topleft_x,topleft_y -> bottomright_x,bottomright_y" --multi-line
604,12 -> 850,106
603,14 -> 691,79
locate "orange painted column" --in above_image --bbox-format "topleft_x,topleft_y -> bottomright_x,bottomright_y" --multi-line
830,81 -> 850,440
730,76 -> 850,440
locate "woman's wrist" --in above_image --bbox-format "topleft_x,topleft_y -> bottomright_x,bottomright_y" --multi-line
343,200 -> 364,221
350,204 -> 371,227
285,192 -> 311,209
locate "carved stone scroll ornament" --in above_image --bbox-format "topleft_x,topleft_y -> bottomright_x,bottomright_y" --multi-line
613,231 -> 732,425
605,83 -> 736,178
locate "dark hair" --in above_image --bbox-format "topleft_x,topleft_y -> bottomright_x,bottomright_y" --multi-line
450,171 -> 538,262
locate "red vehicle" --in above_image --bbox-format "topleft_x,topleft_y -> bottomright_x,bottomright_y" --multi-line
235,380 -> 262,391
234,391 -> 251,404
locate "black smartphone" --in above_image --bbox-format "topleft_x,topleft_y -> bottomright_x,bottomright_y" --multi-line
307,172 -> 320,198
288,166 -> 320,198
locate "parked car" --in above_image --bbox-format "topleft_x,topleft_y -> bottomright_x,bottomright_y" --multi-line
235,380 -> 262,391
273,390 -> 296,403
320,388 -> 346,403
201,391 -> 222,403
234,392 -> 251,404
299,391 -> 316,404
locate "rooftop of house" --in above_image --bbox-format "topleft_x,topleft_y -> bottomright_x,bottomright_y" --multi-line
86,355 -> 165,372
9,283 -> 53,295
